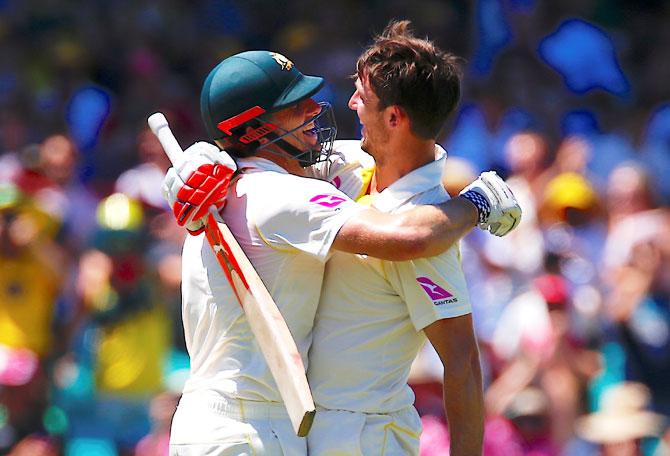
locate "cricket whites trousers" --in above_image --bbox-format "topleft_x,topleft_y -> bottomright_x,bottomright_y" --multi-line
307,406 -> 422,455
169,391 -> 306,455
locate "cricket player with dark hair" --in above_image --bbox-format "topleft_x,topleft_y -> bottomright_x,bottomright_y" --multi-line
162,36 -> 520,455
306,21 -> 489,455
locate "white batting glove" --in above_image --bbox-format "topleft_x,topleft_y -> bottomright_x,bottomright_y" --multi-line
161,142 -> 237,235
459,171 -> 522,237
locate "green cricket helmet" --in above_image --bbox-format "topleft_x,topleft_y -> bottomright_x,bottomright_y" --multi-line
200,50 -> 336,166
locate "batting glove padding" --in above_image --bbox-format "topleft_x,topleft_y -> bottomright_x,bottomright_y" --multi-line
162,142 -> 237,235
459,171 -> 522,237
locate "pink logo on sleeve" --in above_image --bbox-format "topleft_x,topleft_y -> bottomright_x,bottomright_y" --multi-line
310,194 -> 346,208
416,276 -> 455,303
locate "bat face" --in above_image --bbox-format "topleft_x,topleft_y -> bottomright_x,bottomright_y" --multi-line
205,212 -> 249,294
203,214 -> 316,435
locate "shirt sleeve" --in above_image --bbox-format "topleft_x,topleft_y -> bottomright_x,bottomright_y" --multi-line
252,174 -> 366,262
385,245 -> 473,331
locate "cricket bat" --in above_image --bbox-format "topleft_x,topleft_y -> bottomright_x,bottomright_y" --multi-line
148,112 -> 316,437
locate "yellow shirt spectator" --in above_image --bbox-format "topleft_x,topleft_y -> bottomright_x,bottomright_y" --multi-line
96,304 -> 170,397
0,251 -> 60,357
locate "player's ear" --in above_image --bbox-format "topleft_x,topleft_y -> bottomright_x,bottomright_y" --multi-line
386,105 -> 406,128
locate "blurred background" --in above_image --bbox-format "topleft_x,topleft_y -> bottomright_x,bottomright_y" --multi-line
1,0 -> 669,455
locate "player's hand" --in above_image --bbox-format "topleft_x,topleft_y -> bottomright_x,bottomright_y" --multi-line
459,171 -> 522,237
162,142 -> 237,235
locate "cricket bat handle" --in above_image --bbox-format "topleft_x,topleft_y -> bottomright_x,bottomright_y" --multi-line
148,112 -> 183,165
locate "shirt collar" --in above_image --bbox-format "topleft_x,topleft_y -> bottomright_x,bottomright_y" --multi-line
372,145 -> 447,212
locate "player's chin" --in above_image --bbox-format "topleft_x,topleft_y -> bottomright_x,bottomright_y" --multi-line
302,130 -> 319,147
360,137 -> 370,153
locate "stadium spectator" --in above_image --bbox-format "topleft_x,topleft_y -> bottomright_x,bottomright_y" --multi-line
575,382 -> 666,455
0,184 -> 64,451
60,194 -> 171,455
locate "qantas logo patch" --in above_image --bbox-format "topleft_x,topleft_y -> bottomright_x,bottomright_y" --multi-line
416,277 -> 458,305
310,194 -> 346,208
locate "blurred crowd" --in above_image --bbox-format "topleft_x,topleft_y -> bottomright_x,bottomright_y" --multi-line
1,0 -> 669,455
416,133 -> 670,455
0,131 -> 184,456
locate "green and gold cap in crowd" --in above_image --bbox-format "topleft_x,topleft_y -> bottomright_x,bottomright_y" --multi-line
92,193 -> 145,254
0,184 -> 23,211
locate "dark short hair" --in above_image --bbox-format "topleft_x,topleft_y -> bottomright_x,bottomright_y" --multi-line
356,20 -> 462,139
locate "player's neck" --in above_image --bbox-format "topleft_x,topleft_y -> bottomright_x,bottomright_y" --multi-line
372,137 -> 436,192
256,150 -> 307,176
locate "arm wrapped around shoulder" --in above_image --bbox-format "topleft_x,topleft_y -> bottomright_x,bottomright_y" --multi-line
161,142 -> 237,235
459,171 -> 522,237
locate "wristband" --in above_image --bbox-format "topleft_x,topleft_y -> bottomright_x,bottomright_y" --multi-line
460,190 -> 491,224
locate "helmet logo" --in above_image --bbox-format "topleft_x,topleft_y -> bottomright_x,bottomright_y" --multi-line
239,123 -> 278,144
270,52 -> 294,71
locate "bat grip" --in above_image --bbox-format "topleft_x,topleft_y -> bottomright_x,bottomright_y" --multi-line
148,112 -> 183,165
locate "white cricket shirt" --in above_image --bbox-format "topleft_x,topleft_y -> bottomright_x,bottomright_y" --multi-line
308,144 -> 473,413
180,156 -> 364,402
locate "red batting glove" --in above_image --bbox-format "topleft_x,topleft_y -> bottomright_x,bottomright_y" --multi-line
162,142 -> 237,235
173,162 -> 234,226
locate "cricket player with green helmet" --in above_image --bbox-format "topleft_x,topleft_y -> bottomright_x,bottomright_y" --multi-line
163,47 -> 521,455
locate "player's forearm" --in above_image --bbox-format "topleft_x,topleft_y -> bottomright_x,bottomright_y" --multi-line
443,348 -> 484,456
333,197 -> 477,261
399,196 -> 478,258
